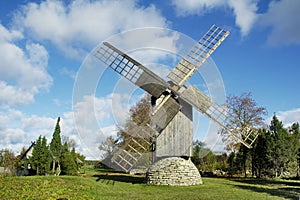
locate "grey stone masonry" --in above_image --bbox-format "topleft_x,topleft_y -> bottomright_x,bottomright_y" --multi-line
146,157 -> 203,186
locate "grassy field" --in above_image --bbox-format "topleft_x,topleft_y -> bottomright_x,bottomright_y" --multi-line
0,167 -> 299,200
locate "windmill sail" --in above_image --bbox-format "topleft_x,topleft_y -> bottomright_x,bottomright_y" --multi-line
94,42 -> 169,98
179,85 -> 258,148
167,25 -> 229,87
110,122 -> 157,172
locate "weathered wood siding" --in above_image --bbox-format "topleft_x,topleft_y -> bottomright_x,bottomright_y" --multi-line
155,99 -> 193,158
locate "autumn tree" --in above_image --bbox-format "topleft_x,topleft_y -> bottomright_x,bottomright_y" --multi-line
50,117 -> 62,175
224,92 -> 267,150
129,94 -> 152,125
118,94 -> 152,148
223,93 -> 267,177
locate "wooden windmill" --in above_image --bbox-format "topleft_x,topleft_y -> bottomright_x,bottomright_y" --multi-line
94,25 -> 259,173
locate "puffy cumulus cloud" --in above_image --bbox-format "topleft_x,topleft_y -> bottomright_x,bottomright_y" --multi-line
171,0 -> 259,37
260,0 -> 300,46
63,93 -> 132,159
268,108 -> 300,128
0,81 -> 34,106
13,0 -> 169,59
71,93 -> 131,136
0,24 -> 52,106
0,109 -> 55,154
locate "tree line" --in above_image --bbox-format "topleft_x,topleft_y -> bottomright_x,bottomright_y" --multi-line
99,93 -> 300,179
192,93 -> 300,179
0,117 -> 85,176
192,114 -> 300,179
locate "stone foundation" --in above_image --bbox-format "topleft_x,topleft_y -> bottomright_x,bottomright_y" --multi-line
146,157 -> 202,186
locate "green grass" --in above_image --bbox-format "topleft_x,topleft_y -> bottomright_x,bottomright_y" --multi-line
0,168 -> 299,200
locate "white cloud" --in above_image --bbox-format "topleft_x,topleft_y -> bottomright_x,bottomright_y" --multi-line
64,93 -> 134,159
228,0 -> 259,37
171,0 -> 224,16
0,81 -> 34,106
14,0 -> 169,59
260,0 -> 300,45
265,108 -> 300,128
171,0 -> 259,36
0,109 -> 55,154
0,24 -> 52,106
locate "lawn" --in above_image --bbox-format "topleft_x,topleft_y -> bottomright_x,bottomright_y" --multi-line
0,168 -> 299,200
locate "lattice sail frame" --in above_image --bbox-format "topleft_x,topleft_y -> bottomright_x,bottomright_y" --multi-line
111,122 -> 157,172
168,25 -> 229,87
179,85 -> 259,148
94,42 -> 168,98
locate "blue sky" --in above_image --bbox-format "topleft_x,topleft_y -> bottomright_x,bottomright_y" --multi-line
0,0 -> 299,159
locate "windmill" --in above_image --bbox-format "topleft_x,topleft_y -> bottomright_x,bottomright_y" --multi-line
94,25 -> 259,173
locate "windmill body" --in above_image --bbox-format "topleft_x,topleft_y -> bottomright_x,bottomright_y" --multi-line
155,98 -> 193,158
94,25 -> 259,179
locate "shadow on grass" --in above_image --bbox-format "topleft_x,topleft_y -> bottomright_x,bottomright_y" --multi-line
232,178 -> 300,187
93,174 -> 146,185
229,178 -> 300,200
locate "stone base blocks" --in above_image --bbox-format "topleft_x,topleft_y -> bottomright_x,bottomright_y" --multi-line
146,157 -> 202,186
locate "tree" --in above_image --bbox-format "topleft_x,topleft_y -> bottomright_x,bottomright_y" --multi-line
129,94 -> 152,125
191,140 -> 206,167
98,135 -> 115,160
227,152 -> 235,177
62,136 -> 76,150
117,94 -> 152,152
50,117 -> 62,175
30,136 -> 51,175
251,129 -> 272,178
0,149 -> 16,175
60,142 -> 78,175
223,93 -> 267,177
70,147 -> 85,170
269,115 -> 290,177
289,123 -> 300,178
201,151 -> 217,171
224,92 -> 267,150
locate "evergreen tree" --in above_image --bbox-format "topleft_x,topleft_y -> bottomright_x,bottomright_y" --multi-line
30,136 -> 51,175
269,115 -> 290,177
289,123 -> 300,178
50,117 -> 62,175
251,129 -> 272,178
60,142 -> 77,175
227,152 -> 235,177
191,140 -> 206,167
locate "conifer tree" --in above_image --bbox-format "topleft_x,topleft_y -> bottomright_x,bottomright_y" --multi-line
289,122 -> 300,178
30,136 -> 51,175
60,142 -> 77,175
269,115 -> 290,177
50,117 -> 62,175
